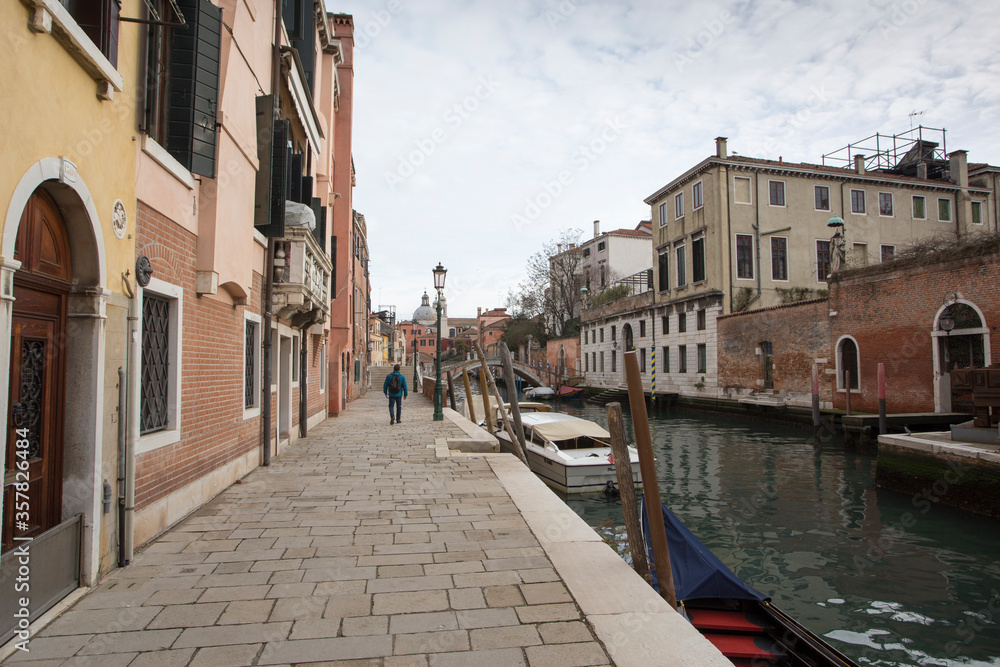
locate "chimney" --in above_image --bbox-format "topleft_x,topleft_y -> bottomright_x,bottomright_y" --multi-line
916,162 -> 928,180
854,154 -> 866,175
716,136 -> 728,159
593,220 -> 600,238
949,150 -> 968,188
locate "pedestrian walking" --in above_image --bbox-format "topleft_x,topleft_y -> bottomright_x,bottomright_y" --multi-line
383,364 -> 408,424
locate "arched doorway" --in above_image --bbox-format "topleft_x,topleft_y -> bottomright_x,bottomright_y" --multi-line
936,302 -> 988,412
623,323 -> 635,352
4,190 -> 71,552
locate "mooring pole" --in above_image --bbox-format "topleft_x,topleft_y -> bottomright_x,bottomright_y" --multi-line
461,368 -> 476,423
812,363 -> 821,428
607,402 -> 650,584
878,363 -> 887,435
624,351 -> 677,609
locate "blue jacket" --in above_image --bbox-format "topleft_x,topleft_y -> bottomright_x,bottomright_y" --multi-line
383,371 -> 408,398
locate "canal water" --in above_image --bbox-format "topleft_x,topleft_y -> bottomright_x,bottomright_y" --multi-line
536,401 -> 1000,667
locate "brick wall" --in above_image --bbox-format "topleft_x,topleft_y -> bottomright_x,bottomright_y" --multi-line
717,298 -> 831,403
134,203 -> 262,510
828,253 -> 1000,413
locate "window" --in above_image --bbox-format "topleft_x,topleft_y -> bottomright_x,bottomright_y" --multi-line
815,185 -> 830,211
675,192 -> 684,219
138,278 -> 182,452
143,0 -> 223,177
584,354 -> 589,373
676,245 -> 686,287
583,248 -> 591,257
292,334 -> 300,383
639,320 -> 646,337
693,181 -> 703,209
592,352 -> 597,372
319,342 -> 326,392
734,176 -> 752,204
600,351 -> 605,372
600,264 -> 606,289
768,180 -> 785,206
697,310 -> 706,331
850,189 -> 866,214
816,240 -> 831,281
736,234 -> 753,279
611,350 -> 617,373
879,192 -> 893,216
611,325 -> 616,341
881,245 -> 895,262
678,312 -> 687,333
771,237 -> 788,281
598,241 -> 606,251
658,251 -> 670,291
913,195 -> 926,219
141,294 -> 171,434
658,202 -> 668,227
678,345 -> 688,373
600,328 -> 604,343
938,198 -> 952,222
244,314 -> 261,412
972,201 -> 983,224
640,348 -> 647,373
661,316 -> 669,335
691,236 -> 706,283
697,344 -> 707,374
66,0 -> 122,67
662,347 -> 670,373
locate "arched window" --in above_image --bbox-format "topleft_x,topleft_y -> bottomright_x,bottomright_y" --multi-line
837,337 -> 859,390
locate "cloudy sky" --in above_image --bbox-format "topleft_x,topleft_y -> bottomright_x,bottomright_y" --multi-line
326,0 -> 1000,320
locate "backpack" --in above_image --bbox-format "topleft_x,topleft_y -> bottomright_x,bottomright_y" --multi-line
388,373 -> 402,394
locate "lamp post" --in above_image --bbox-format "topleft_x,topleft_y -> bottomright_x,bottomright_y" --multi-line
412,336 -> 418,389
433,263 -> 447,421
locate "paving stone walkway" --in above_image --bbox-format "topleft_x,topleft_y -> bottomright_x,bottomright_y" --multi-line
6,384 -> 617,666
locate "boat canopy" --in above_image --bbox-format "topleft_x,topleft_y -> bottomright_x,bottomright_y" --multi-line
524,414 -> 611,442
642,499 -> 768,604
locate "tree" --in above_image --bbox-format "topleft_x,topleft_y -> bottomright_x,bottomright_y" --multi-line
506,229 -> 584,338
500,314 -> 546,352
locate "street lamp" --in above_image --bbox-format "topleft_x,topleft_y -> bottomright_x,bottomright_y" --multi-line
433,263 -> 447,421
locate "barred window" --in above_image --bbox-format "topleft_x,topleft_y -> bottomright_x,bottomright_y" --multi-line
141,295 -> 170,434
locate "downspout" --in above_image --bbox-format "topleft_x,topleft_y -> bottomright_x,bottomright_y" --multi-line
262,0 -> 282,466
751,171 -> 762,308
299,330 -> 308,437
723,164 -> 733,313
121,273 -> 138,564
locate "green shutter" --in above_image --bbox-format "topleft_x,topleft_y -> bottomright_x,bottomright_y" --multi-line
168,0 -> 221,177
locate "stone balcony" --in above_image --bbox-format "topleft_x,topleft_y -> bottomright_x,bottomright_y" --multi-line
272,216 -> 332,328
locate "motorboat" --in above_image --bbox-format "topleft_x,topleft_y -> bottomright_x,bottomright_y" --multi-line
524,386 -> 556,400
495,412 -> 640,493
641,498 -> 860,667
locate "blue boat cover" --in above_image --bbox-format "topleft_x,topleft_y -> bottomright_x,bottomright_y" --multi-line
641,498 -> 768,603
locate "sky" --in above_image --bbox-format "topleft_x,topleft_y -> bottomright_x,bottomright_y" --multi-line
325,0 -> 1000,321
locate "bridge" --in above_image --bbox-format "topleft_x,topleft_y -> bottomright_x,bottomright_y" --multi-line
440,358 -> 547,389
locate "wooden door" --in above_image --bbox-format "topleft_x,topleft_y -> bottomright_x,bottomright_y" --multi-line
3,190 -> 70,553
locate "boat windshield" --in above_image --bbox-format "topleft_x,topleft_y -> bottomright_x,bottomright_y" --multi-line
550,435 -> 611,450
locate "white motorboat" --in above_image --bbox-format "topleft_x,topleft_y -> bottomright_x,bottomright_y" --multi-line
494,412 -> 640,493
524,386 -> 556,400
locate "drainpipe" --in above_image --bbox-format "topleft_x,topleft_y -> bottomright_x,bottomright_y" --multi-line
117,367 -> 126,567
751,172 -> 762,308
121,273 -> 139,564
262,0 -> 283,466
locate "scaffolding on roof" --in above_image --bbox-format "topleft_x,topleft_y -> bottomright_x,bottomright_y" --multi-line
821,126 -> 948,176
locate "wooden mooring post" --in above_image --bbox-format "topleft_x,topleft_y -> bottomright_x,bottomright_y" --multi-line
878,363 -> 887,435
606,402 -> 650,584
474,342 -> 528,466
445,370 -> 457,411
461,368 -> 476,423
624,351 -> 677,609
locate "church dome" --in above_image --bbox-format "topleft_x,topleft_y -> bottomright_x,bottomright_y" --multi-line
412,291 -> 436,325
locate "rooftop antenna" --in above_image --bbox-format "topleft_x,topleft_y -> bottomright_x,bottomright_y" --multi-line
909,109 -> 925,129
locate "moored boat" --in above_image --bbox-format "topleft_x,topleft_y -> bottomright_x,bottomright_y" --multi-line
641,499 -> 859,667
495,412 -> 640,493
524,386 -> 556,400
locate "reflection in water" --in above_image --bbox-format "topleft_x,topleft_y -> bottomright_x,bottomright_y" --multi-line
549,403 -> 1000,667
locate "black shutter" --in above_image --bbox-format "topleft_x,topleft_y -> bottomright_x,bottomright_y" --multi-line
253,97 -> 289,238
310,197 -> 325,251
271,120 -> 291,236
289,153 -> 303,203
168,0 -> 221,178
330,236 -> 336,298
282,0 -> 307,41
301,176 -> 313,206
291,1 -> 316,95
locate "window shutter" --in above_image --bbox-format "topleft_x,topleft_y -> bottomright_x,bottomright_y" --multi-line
168,0 -> 222,177
253,96 -> 289,238
289,153 -> 304,203
330,236 -> 336,298
310,198 -> 326,250
282,0 -> 307,41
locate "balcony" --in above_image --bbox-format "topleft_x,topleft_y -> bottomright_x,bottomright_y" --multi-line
272,202 -> 332,328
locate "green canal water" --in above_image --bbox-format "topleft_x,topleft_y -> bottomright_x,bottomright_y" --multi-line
545,401 -> 1000,667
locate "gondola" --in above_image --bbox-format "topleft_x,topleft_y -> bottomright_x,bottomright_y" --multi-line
641,498 -> 859,667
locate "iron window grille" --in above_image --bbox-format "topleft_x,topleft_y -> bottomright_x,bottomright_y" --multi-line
245,321 -> 256,408
141,295 -> 170,434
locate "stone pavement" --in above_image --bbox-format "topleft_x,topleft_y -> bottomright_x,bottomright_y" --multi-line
3,381 -> 727,666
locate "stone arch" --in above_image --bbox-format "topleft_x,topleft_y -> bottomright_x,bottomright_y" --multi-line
933,298 -> 991,412
1,158 -> 109,585
835,335 -> 860,391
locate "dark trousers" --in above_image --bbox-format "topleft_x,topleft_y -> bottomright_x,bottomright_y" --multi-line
388,395 -> 402,421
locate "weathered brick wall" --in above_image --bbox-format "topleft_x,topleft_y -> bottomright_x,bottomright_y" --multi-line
828,253 -> 1000,413
717,298 -> 831,401
134,203 -> 262,510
